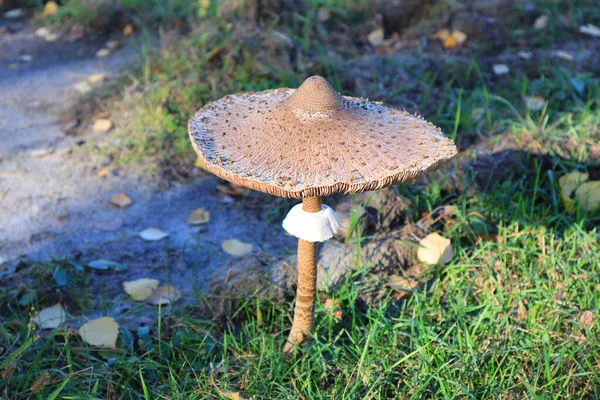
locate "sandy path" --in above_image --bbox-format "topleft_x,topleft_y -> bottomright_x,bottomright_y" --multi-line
0,16 -> 292,297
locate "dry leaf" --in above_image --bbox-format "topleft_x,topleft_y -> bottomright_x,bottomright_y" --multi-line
194,158 -> 205,169
95,218 -> 123,232
442,35 -> 457,49
324,298 -> 342,320
493,64 -> 509,75
417,233 -> 453,265
518,50 -> 533,60
96,48 -> 110,58
367,28 -> 384,46
556,50 -> 573,61
575,181 -> 600,212
123,278 -> 159,301
97,166 -> 110,177
92,119 -> 113,134
558,172 -> 589,211
29,148 -> 53,158
579,24 -> 600,37
42,1 -> 59,17
387,275 -> 419,299
79,317 -> 119,348
222,239 -> 253,257
139,227 -> 168,241
452,30 -> 467,44
123,24 -> 134,36
36,304 -> 66,329
578,310 -> 594,329
88,74 -> 106,84
216,183 -> 246,197
533,15 -> 548,30
431,28 -> 450,40
187,208 -> 210,225
147,285 -> 181,305
109,193 -> 132,208
73,81 -> 91,93
525,96 -> 545,111
221,391 -> 241,400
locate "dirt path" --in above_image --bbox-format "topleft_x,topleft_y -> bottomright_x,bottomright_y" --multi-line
0,16 -> 292,300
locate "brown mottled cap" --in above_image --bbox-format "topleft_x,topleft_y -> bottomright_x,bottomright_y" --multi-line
188,76 -> 457,199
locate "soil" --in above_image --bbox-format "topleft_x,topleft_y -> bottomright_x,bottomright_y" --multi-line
0,16 -> 294,319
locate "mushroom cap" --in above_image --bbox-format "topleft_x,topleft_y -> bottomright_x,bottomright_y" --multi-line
188,76 -> 456,199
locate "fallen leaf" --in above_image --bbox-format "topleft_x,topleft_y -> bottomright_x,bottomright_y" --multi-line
533,15 -> 548,30
109,193 -> 132,208
367,28 -> 384,46
452,30 -> 467,44
72,81 -> 91,93
221,391 -> 241,400
88,73 -> 106,84
558,172 -> 589,210
123,24 -> 134,36
579,24 -> 600,37
4,8 -> 25,18
556,50 -> 573,61
87,259 -> 128,271
493,64 -> 510,75
578,310 -> 594,329
92,119 -> 113,134
96,48 -> 110,58
123,278 -> 159,301
222,239 -> 253,257
442,35 -> 457,49
324,298 -> 342,320
95,218 -> 123,232
187,208 -> 210,225
417,233 -> 453,265
194,158 -> 205,169
29,148 -> 53,157
575,181 -> 600,212
79,317 -> 119,348
147,285 -> 181,305
431,28 -> 450,40
42,1 -> 59,17
97,166 -> 110,177
387,275 -> 419,299
36,304 -> 66,329
518,50 -> 533,60
139,227 -> 168,241
525,96 -> 545,111
216,183 -> 246,197
18,54 -> 33,63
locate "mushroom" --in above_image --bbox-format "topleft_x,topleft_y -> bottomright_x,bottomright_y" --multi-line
188,76 -> 457,353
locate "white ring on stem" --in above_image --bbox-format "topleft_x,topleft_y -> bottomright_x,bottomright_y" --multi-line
282,204 -> 341,242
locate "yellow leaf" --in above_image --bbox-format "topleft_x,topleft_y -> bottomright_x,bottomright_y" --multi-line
123,278 -> 159,301
222,239 -> 253,257
147,285 -> 181,305
42,1 -> 59,17
123,24 -> 134,36
431,28 -> 450,40
558,172 -> 589,211
109,193 -> 132,208
92,119 -> 113,134
187,208 -> 210,225
97,167 -> 109,177
575,181 -> 600,212
79,317 -> 119,348
442,35 -> 457,49
417,233 -> 453,265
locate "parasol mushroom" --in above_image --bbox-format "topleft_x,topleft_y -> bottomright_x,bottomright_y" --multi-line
188,75 -> 456,353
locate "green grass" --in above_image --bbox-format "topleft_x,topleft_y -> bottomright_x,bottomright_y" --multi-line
2,1 -> 600,398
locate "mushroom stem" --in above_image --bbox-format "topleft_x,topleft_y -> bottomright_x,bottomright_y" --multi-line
284,196 -> 322,353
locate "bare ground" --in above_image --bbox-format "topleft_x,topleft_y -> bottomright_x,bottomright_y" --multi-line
0,17 -> 294,318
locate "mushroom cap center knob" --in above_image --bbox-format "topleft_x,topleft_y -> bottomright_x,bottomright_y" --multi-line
282,75 -> 344,116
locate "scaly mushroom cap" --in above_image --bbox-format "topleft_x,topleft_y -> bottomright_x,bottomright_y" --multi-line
188,76 -> 457,198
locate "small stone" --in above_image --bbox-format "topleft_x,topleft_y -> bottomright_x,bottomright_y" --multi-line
518,50 -> 533,60
17,54 -> 33,63
92,119 -> 113,134
556,50 -> 573,61
96,48 -> 110,58
4,8 -> 25,18
493,64 -> 510,75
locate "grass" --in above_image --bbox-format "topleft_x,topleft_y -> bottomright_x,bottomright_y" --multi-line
2,0 -> 600,398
